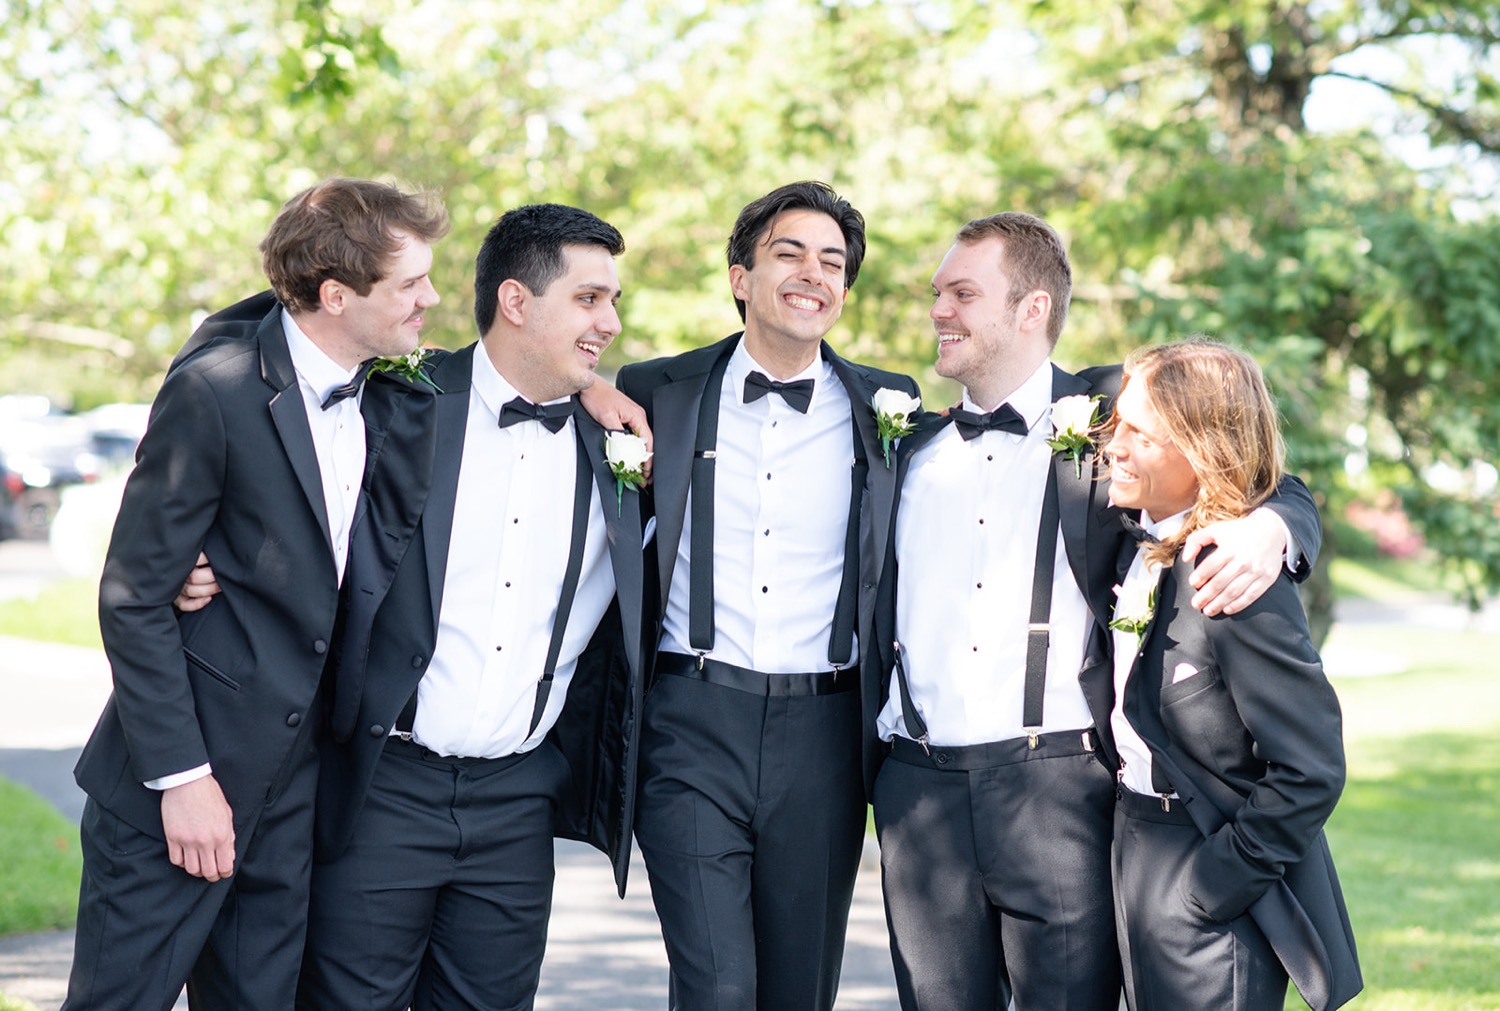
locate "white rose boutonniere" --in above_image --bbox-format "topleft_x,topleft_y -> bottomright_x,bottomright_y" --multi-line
872,388 -> 921,467
1109,579 -> 1156,638
367,348 -> 442,392
604,430 -> 651,517
1046,393 -> 1103,478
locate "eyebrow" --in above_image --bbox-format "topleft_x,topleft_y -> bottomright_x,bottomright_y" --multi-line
768,236 -> 845,260
576,281 -> 623,298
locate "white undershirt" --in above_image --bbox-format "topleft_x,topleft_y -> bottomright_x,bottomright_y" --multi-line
878,360 -> 1095,745
1111,510 -> 1186,798
659,340 -> 856,672
410,347 -> 614,758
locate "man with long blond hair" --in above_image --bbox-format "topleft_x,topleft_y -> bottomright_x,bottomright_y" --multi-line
1103,339 -> 1362,1011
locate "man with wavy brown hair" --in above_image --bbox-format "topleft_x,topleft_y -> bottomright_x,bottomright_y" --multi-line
1104,339 -> 1361,1011
65,178 -> 448,1010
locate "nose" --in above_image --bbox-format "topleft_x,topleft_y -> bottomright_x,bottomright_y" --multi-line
1104,429 -> 1125,460
931,296 -> 953,321
419,278 -> 440,307
598,302 -> 622,340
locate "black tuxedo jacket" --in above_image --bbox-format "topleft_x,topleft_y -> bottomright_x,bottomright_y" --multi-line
316,343 -> 651,896
867,363 -> 1324,793
1111,553 -> 1361,1011
615,333 -> 919,695
75,297 -> 421,842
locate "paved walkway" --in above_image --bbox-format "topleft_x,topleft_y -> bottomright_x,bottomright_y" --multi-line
0,541 -> 899,1010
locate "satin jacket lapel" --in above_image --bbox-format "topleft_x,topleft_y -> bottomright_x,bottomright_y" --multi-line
422,344 -> 476,622
1050,365 -> 1109,624
649,337 -> 738,610
576,410 -> 646,671
260,312 -> 335,562
824,347 -> 896,580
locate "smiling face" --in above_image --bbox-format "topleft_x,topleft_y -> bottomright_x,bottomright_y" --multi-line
929,236 -> 1051,409
730,209 -> 848,374
327,230 -> 440,367
503,243 -> 622,403
1105,375 -> 1200,521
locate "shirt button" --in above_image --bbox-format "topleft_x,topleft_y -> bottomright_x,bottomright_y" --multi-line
761,586 -> 769,593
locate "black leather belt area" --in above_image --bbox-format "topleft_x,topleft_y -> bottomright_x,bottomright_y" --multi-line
655,652 -> 856,697
887,728 -> 1097,771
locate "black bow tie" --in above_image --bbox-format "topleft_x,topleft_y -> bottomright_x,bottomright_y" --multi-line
320,375 -> 366,410
743,371 -> 814,414
498,396 -> 572,433
950,403 -> 1027,441
1118,512 -> 1160,546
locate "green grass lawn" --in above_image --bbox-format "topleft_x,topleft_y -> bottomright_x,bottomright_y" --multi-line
0,577 -> 101,649
0,779 -> 80,937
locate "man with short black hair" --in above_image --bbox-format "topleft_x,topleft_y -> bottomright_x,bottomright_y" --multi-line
619,181 -> 919,1010
295,203 -> 651,1011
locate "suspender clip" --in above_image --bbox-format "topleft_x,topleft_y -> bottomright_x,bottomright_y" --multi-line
1026,728 -> 1040,750
394,730 -> 413,742
1160,794 -> 1173,812
695,651 -> 707,671
917,734 -> 931,757
1081,730 -> 1095,753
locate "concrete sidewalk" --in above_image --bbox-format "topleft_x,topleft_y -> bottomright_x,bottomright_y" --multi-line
0,537 -> 900,1010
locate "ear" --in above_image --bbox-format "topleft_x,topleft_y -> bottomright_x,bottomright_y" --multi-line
496,278 -> 529,328
728,263 -> 749,303
318,278 -> 349,315
1018,290 -> 1051,334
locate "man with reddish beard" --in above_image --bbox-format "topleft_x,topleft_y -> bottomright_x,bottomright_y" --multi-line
617,181 -> 919,1010
65,178 -> 449,1010
865,212 -> 1324,1010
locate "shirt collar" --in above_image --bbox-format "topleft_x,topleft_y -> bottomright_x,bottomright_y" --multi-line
960,358 -> 1052,432
282,309 -> 361,403
729,337 -> 830,404
470,342 -> 572,421
1142,509 -> 1188,540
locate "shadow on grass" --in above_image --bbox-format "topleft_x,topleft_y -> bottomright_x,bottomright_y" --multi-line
1318,731 -> 1500,1008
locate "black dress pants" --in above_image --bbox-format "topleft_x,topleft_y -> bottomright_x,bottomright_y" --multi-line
634,667 -> 865,1011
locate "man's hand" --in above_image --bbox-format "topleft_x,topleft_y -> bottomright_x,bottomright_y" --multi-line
174,552 -> 221,613
160,775 -> 236,881
1182,509 -> 1289,616
579,381 -> 654,483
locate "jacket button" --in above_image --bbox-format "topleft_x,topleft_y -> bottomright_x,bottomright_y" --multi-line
411,655 -> 425,668
286,713 -> 302,728
313,640 -> 328,655
369,724 -> 386,737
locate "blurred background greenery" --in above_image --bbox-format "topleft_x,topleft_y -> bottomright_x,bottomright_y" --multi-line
3,0 -> 1499,635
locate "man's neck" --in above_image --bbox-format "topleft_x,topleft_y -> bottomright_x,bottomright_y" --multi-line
289,310 -> 366,372
740,327 -> 820,380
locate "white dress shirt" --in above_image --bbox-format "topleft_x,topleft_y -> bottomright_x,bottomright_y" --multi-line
878,360 -> 1096,745
148,311 -> 365,791
1111,509 -> 1186,798
411,346 -> 614,758
659,340 -> 856,672
281,309 -> 365,587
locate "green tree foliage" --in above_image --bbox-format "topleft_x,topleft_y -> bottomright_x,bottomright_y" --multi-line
3,0 -> 1497,621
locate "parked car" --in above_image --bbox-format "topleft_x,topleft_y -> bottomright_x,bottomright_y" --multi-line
0,453 -> 20,541
0,396 -> 103,537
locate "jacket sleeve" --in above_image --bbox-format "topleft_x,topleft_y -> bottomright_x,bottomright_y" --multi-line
97,365 -> 228,783
1262,474 -> 1322,580
1185,574 -> 1345,922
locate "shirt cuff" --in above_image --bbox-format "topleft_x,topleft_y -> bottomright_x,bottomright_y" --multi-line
145,763 -> 213,791
1254,507 -> 1300,574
